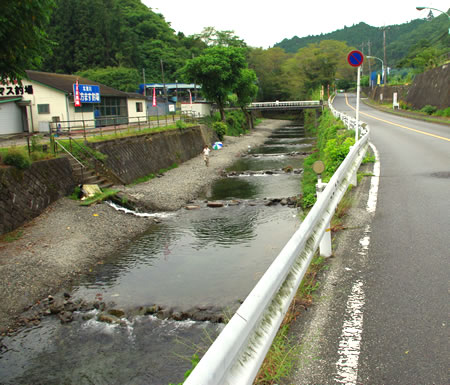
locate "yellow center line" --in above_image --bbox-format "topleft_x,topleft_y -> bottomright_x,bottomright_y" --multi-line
344,93 -> 450,142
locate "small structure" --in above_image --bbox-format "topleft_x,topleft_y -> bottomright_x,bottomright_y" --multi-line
0,71 -> 146,135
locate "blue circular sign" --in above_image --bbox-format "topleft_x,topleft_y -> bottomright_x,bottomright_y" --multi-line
347,50 -> 364,67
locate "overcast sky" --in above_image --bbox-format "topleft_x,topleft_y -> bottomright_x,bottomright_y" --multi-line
142,0 -> 449,48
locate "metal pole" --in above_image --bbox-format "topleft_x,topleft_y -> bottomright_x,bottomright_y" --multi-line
383,28 -> 388,85
355,66 -> 361,141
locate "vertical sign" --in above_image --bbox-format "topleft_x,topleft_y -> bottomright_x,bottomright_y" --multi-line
347,50 -> 364,141
152,87 -> 157,107
74,80 -> 81,107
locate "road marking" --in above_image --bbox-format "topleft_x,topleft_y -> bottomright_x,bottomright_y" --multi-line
344,94 -> 450,142
335,143 -> 380,384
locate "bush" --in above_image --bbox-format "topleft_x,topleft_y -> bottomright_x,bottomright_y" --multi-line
3,148 -> 31,169
176,119 -> 187,129
434,107 -> 450,117
225,110 -> 247,136
420,105 -> 437,115
212,122 -> 227,141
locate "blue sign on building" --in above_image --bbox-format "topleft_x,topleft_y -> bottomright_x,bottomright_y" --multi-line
73,84 -> 101,103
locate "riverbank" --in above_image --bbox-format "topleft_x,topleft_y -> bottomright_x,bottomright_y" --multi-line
0,119 -> 286,334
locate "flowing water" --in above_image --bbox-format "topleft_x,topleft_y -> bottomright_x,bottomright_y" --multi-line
0,122 -> 313,385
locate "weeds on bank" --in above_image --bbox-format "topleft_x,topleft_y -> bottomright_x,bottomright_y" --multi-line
79,188 -> 118,206
0,229 -> 24,243
254,254 -> 327,385
128,163 -> 179,186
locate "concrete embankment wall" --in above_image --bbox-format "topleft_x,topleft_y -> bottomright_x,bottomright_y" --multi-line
89,125 -> 217,185
0,158 -> 75,235
0,125 -> 216,235
366,63 -> 449,110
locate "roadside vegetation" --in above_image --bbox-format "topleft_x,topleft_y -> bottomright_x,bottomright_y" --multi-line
301,108 -> 355,208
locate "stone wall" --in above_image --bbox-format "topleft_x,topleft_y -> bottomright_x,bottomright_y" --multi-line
404,64 -> 449,110
0,158 -> 75,235
365,64 -> 449,109
89,125 -> 217,185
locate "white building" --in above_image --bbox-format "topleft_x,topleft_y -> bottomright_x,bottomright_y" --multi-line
0,70 -> 146,135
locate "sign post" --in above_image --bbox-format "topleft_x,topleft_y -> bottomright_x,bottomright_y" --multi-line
347,50 -> 364,142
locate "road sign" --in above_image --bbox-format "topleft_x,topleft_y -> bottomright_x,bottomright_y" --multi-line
73,83 -> 101,103
347,50 -> 364,67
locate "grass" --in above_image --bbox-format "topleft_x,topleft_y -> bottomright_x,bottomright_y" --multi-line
127,163 -> 179,186
79,188 -> 119,206
0,229 -> 24,243
254,254 -> 327,385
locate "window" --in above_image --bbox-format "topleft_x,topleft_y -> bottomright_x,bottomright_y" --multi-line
136,102 -> 143,112
75,104 -> 94,113
37,104 -> 50,114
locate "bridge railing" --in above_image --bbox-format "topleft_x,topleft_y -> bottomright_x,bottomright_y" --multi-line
184,99 -> 370,385
249,100 -> 321,109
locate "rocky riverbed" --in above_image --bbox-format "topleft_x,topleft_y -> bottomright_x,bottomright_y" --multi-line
0,119 -> 287,335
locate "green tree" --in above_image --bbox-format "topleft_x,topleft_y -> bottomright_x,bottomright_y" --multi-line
193,27 -> 247,48
75,66 -> 140,92
0,0 -> 56,81
181,46 -> 247,121
248,47 -> 290,101
234,68 -> 258,129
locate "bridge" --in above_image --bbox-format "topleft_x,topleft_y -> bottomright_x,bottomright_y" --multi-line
248,100 -> 323,111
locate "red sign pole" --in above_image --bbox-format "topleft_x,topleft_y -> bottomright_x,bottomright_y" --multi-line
74,80 -> 81,107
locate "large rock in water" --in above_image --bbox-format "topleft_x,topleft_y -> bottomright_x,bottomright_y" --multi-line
207,201 -> 224,208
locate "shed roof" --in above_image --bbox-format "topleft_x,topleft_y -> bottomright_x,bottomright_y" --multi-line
25,70 -> 127,97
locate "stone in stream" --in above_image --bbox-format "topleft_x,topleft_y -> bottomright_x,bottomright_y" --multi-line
207,201 -> 224,208
185,205 -> 200,210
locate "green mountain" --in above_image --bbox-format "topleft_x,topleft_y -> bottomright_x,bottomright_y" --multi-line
275,13 -> 449,68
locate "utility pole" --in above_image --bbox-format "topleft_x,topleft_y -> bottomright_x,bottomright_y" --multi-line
367,41 -> 372,87
160,58 -> 168,103
383,28 -> 388,85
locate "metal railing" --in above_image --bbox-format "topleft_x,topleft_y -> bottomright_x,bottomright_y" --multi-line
248,100 -> 322,110
184,100 -> 370,385
49,113 -> 188,140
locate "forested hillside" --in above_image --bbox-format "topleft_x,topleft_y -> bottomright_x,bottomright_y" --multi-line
275,13 -> 449,68
42,0 -> 206,89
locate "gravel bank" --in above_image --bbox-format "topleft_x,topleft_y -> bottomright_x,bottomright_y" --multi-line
0,119 -> 286,333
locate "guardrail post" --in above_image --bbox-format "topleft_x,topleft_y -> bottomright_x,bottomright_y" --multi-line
349,145 -> 358,186
316,179 -> 332,257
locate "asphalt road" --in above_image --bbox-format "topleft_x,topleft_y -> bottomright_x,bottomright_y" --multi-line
288,93 -> 449,384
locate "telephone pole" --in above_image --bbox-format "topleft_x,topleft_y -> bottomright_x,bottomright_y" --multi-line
367,40 -> 372,87
383,27 -> 388,85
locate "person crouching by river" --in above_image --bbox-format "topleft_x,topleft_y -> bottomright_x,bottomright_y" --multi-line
203,144 -> 210,167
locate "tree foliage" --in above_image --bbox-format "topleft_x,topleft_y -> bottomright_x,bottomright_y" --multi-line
181,46 -> 249,121
42,0 -> 206,82
75,66 -> 140,92
0,0 -> 56,82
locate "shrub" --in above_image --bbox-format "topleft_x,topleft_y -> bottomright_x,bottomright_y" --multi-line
212,122 -> 227,141
434,107 -> 450,117
225,110 -> 247,136
3,148 -> 31,169
176,119 -> 187,129
420,105 -> 437,115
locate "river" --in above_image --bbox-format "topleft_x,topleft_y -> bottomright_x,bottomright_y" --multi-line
0,121 -> 313,385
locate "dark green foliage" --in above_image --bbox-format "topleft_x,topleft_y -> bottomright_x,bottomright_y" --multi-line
0,0 -> 56,81
41,0 -> 206,82
212,122 -> 227,141
301,109 -> 354,208
3,149 -> 32,170
434,107 -> 450,117
225,110 -> 247,136
181,46 -> 248,121
276,13 -> 449,71
420,105 -> 438,115
75,67 -> 140,92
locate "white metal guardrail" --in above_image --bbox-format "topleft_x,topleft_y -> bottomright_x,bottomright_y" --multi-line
184,99 -> 369,385
249,100 -> 321,109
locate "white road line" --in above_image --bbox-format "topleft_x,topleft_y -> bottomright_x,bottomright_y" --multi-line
334,143 -> 380,384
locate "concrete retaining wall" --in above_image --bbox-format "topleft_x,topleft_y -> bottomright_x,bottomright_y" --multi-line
366,64 -> 449,110
89,125 -> 217,185
0,158 -> 75,235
